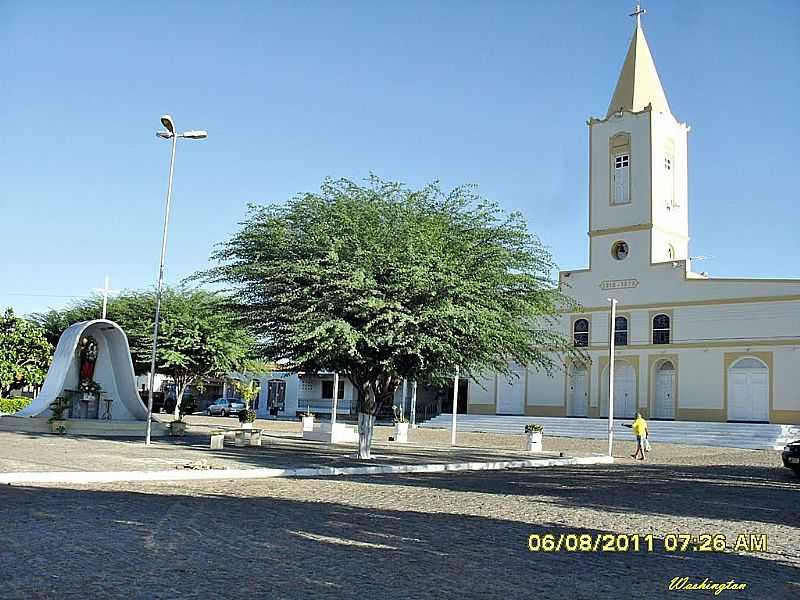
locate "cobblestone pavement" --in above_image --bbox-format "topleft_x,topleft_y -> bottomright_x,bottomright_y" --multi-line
0,426 -> 797,599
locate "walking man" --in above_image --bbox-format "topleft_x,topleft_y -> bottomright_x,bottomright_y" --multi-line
628,412 -> 648,460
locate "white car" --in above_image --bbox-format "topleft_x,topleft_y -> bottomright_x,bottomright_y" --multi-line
206,398 -> 246,417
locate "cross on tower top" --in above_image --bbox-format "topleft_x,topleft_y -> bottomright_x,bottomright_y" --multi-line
629,3 -> 646,28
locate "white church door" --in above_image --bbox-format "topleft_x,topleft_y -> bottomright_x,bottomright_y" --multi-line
496,368 -> 525,415
653,361 -> 675,420
601,361 -> 636,418
728,358 -> 769,422
568,368 -> 588,417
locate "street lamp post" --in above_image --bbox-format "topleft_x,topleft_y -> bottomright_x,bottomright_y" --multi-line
607,298 -> 618,457
145,115 -> 207,446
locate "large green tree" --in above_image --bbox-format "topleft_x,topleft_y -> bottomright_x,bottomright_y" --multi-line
203,176 -> 578,458
0,308 -> 53,397
32,288 -> 254,419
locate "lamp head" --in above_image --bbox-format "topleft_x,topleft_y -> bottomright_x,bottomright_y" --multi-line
160,114 -> 175,134
180,130 -> 208,139
156,131 -> 173,139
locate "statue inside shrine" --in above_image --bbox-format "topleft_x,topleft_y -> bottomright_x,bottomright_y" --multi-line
78,336 -> 98,391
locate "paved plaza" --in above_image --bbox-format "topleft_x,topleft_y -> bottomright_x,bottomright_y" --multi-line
0,421 -> 797,599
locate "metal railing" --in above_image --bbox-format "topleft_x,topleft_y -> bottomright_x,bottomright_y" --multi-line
297,398 -> 353,414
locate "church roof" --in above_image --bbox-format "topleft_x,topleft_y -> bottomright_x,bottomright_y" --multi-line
606,22 -> 671,118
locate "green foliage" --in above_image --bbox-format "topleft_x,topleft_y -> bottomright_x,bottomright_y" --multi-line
0,397 -> 33,414
525,423 -> 544,433
30,288 -> 255,417
48,395 -> 70,421
201,176 -> 580,423
238,408 -> 257,423
0,308 -> 53,397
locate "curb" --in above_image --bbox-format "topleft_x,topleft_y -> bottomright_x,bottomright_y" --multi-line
0,455 -> 613,485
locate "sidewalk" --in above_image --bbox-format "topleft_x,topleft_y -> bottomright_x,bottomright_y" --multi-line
0,427 -> 611,485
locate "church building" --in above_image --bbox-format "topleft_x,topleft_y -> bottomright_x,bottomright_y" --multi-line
466,13 -> 800,424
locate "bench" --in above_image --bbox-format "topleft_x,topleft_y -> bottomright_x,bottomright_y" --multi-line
209,429 -> 263,449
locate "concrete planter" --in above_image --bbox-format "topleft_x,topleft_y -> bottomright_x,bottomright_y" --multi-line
526,431 -> 543,452
169,421 -> 187,436
50,420 -> 67,434
302,416 -> 315,431
394,422 -> 409,443
240,421 -> 253,430
210,431 -> 225,449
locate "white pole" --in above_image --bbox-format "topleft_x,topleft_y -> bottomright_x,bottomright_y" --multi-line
410,381 -> 418,428
401,379 -> 408,418
331,372 -> 339,430
145,131 -> 178,446
451,366 -> 459,446
101,276 -> 109,319
607,298 -> 618,457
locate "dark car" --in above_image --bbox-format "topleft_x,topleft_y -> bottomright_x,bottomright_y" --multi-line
206,398 -> 246,417
782,440 -> 800,476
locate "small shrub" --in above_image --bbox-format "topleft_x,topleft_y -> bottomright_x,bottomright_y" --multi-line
525,423 -> 544,434
238,409 -> 256,423
0,397 -> 32,414
48,396 -> 70,422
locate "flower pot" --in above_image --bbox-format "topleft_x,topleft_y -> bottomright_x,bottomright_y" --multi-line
169,421 -> 187,436
241,422 -> 253,430
526,431 -> 543,452
302,416 -> 314,431
394,422 -> 409,443
50,420 -> 67,434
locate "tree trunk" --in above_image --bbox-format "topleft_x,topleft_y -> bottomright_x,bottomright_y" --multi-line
357,412 -> 376,459
172,383 -> 187,421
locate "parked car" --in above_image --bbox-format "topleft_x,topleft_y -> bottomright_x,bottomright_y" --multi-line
782,440 -> 800,477
206,398 -> 246,417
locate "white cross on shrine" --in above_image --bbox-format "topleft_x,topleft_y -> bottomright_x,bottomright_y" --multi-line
93,275 -> 119,320
629,3 -> 646,27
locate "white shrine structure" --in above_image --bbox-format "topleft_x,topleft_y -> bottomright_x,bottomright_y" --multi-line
4,320 -> 166,436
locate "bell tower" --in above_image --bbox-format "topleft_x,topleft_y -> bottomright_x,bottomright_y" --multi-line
586,5 -> 690,272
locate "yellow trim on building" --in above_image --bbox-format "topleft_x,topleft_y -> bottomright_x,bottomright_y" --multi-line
582,338 -> 800,351
524,404 -> 566,417
575,295 -> 800,312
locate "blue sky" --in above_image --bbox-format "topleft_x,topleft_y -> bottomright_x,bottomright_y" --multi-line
2,0 -> 798,316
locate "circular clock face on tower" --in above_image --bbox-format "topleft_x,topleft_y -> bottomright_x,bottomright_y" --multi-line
612,241 -> 629,260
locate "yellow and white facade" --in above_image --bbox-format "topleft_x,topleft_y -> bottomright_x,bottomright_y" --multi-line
468,17 -> 800,424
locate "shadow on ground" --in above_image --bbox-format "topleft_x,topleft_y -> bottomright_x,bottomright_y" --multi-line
334,462 -> 800,529
0,484 -> 797,600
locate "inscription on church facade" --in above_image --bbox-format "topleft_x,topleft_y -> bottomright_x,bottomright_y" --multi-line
599,278 -> 639,290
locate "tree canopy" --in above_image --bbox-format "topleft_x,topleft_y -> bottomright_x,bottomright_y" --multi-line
202,176 -> 579,457
0,308 -> 53,397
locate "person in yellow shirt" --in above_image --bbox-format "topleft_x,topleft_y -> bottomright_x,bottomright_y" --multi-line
629,413 -> 649,460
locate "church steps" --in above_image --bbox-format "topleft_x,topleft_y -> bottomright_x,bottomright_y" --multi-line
421,415 -> 795,450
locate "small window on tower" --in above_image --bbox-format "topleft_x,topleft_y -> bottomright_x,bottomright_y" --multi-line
665,154 -> 675,208
612,153 -> 630,205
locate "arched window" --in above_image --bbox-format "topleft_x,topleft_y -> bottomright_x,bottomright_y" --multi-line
653,314 -> 670,344
614,316 -> 628,346
573,318 -> 589,347
731,357 -> 767,370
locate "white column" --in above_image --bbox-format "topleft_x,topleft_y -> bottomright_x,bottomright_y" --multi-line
331,372 -> 339,430
607,298 -> 618,457
410,381 -> 418,428
401,379 -> 408,418
451,366 -> 460,446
